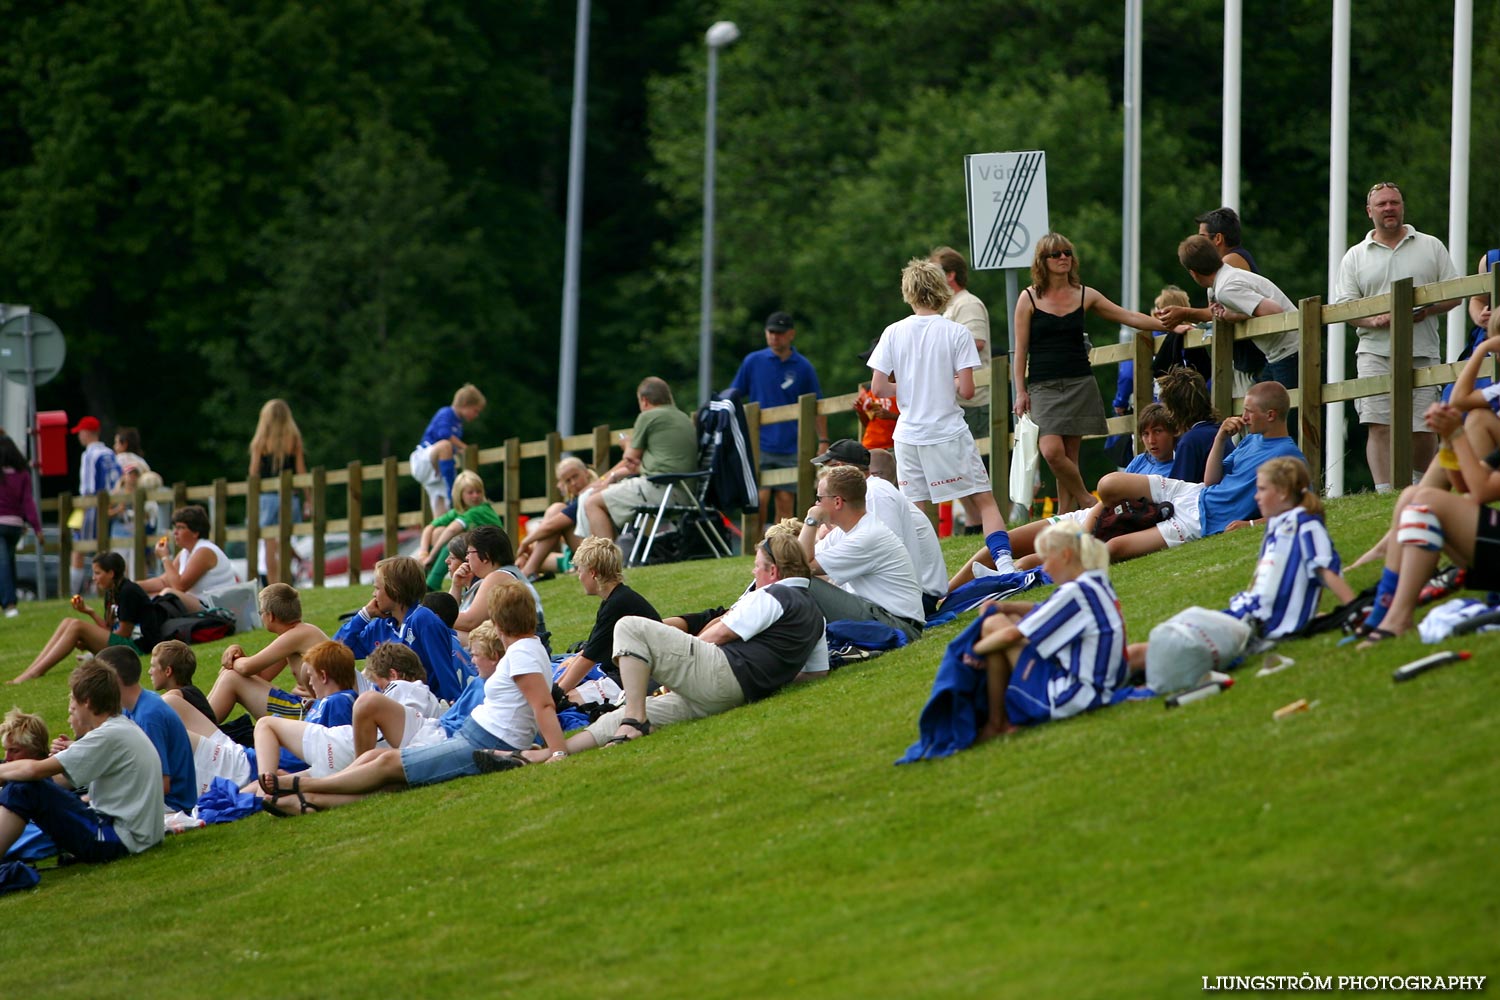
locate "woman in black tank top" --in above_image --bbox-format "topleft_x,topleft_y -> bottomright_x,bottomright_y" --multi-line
249,399 -> 309,584
1012,233 -> 1167,513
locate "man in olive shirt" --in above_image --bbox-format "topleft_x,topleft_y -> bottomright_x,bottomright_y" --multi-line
582,376 -> 699,541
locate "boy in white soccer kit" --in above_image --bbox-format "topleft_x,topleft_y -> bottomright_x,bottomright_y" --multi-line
868,258 -> 1006,540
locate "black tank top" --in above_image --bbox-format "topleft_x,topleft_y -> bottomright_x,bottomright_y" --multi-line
1025,286 -> 1093,381
258,451 -> 297,478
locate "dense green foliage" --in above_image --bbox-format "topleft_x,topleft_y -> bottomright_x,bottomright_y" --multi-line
1,0 -> 1495,488
1,495 -> 1496,996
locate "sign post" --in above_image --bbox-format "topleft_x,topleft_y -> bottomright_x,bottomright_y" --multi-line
0,311 -> 66,600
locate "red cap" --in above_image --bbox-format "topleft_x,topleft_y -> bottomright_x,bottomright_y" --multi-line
69,416 -> 101,435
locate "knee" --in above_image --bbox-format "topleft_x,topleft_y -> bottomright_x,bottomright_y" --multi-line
1039,437 -> 1068,464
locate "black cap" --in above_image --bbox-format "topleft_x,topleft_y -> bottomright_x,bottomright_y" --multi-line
811,439 -> 871,467
857,337 -> 880,364
765,311 -> 794,332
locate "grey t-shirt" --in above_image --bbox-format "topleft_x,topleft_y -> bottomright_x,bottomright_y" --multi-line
56,714 -> 165,853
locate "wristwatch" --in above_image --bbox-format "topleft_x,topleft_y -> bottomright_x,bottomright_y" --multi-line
804,516 -> 820,527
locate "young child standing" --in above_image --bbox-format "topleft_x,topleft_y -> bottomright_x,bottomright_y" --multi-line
867,259 -> 1006,543
410,384 -> 486,516
966,522 -> 1127,741
0,660 -> 164,870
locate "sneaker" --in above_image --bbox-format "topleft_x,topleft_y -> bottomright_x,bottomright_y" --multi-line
3,607 -> 16,618
1418,566 -> 1465,606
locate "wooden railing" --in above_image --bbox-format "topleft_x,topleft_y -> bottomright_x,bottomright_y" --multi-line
28,270 -> 1497,597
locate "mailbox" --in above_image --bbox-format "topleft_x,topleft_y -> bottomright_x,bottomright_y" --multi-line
35,410 -> 68,476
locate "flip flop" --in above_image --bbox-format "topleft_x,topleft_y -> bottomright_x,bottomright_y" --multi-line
473,749 -> 530,774
604,717 -> 652,746
1355,627 -> 1399,651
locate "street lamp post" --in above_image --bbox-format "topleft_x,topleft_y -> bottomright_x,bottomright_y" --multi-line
699,19 -> 740,407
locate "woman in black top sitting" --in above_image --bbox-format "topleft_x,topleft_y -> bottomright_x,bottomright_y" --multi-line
11,552 -> 161,684
1012,233 -> 1167,513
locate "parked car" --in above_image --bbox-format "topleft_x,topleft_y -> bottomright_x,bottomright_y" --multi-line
291,529 -> 421,586
14,527 -> 60,602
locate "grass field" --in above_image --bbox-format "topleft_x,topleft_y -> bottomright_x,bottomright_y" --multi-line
1,493 -> 1496,998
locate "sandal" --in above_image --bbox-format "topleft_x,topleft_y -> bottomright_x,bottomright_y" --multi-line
260,777 -> 318,817
604,717 -> 652,746
1355,627 -> 1399,651
473,749 -> 530,774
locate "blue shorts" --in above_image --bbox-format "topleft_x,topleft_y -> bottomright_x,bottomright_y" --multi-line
399,716 -> 518,787
266,687 -> 308,720
259,492 -> 303,528
560,498 -> 579,522
0,780 -> 129,863
1003,647 -> 1056,727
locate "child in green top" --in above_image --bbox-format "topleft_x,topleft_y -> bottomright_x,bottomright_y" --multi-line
416,470 -> 503,589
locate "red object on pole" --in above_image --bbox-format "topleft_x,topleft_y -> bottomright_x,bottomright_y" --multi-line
35,410 -> 68,476
937,501 -> 953,538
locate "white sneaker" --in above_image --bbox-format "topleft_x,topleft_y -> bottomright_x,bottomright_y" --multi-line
3,607 -> 16,619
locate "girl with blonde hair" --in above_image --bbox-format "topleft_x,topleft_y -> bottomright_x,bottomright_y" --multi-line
249,399 -> 309,584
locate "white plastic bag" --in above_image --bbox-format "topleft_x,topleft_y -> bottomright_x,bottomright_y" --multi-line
1146,607 -> 1252,693
1008,413 -> 1041,511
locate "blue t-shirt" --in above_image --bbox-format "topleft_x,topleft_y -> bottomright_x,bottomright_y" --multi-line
729,348 -> 823,454
416,406 -> 464,450
1124,452 -> 1172,476
1198,434 -> 1306,536
304,688 -> 357,728
123,689 -> 198,813
334,605 -> 469,703
438,674 -> 487,737
1168,421 -> 1226,483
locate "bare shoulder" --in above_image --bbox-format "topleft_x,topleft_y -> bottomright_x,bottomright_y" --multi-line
287,621 -> 330,650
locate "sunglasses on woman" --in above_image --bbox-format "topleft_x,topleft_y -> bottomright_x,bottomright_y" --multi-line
1044,249 -> 1074,259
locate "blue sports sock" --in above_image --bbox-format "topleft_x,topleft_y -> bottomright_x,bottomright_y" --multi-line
984,529 -> 1011,563
439,458 -> 457,497
1364,567 -> 1400,629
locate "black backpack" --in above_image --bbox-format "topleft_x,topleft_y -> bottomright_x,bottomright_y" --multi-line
151,593 -> 238,645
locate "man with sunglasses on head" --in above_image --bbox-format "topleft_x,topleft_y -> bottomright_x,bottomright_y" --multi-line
1335,182 -> 1461,493
798,465 -> 924,641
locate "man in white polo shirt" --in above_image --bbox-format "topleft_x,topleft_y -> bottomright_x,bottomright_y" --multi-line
798,465 -> 925,641
1334,181 -> 1461,491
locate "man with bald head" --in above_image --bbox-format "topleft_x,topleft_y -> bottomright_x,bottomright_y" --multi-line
1084,381 -> 1304,562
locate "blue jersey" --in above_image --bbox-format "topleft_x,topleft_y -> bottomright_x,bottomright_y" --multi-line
334,605 -> 467,703
1016,570 -> 1127,719
123,689 -> 198,813
439,674 -> 486,737
1198,434 -> 1305,537
416,406 -> 464,450
1168,421 -> 1224,483
1125,452 -> 1172,476
729,348 -> 822,454
1225,507 -> 1341,638
305,688 -> 357,728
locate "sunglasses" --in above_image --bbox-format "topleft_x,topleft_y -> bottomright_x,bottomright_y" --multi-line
1368,182 -> 1401,196
1044,249 -> 1074,259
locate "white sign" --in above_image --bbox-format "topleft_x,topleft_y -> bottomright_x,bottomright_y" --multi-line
965,150 -> 1049,270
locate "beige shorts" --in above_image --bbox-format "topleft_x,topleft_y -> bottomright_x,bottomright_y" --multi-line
1354,353 -> 1440,431
598,477 -> 682,533
584,617 -> 744,744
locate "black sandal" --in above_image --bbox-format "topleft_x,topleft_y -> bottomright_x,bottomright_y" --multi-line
604,717 -> 652,746
261,776 -> 318,817
473,749 -> 530,774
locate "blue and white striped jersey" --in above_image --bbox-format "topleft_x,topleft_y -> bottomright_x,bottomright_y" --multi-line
1225,506 -> 1340,638
1017,570 -> 1128,719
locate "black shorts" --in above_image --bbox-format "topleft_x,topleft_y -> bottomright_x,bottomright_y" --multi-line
1468,506 -> 1500,591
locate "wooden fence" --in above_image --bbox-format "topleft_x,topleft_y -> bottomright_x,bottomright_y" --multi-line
29,270 -> 1498,596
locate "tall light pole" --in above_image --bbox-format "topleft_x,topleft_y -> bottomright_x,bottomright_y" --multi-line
699,19 -> 740,406
555,0 -> 591,436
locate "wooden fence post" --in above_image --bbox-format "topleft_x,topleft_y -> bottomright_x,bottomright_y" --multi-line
743,400 -> 762,545
212,478 -> 228,551
1297,296 -> 1325,492
1132,333 -> 1155,453
173,481 -> 188,511
278,468 -> 295,584
94,492 -> 111,554
796,393 -> 818,516
592,424 -> 612,478
989,355 -> 1011,511
58,493 -> 73,577
545,432 -> 563,503
130,485 -> 148,578
381,456 -> 399,560
245,474 -> 261,583
346,461 -> 362,589
1389,277 -> 1415,490
504,437 -> 522,534
1210,318 -> 1235,419
311,466 -> 327,587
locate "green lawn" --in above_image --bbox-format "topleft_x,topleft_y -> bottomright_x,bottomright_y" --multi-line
2,493 -> 1497,998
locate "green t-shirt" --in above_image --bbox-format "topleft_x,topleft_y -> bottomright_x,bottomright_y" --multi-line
632,405 -> 698,476
431,502 -> 504,530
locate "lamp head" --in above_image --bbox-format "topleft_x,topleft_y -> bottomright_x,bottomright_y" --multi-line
706,20 -> 741,48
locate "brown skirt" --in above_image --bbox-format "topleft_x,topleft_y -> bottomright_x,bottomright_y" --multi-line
1029,376 -> 1108,436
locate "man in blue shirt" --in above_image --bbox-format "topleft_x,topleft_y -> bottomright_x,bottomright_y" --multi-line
730,311 -> 827,523
95,646 -> 198,814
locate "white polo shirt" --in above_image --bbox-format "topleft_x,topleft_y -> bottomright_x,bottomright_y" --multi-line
1334,225 -> 1459,359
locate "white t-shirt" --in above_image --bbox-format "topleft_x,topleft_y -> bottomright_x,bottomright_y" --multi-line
177,539 -> 238,599
385,678 -> 446,717
722,577 -> 830,674
55,714 -> 165,853
868,313 -> 982,445
467,636 -> 548,750
944,288 -> 991,409
1334,225 -> 1460,358
1211,267 -> 1299,363
814,513 -> 924,623
864,475 -> 946,597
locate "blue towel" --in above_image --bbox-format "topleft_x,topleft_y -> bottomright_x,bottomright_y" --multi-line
825,620 -> 908,651
895,608 -> 998,764
941,569 -> 1049,615
3,822 -> 56,863
195,777 -> 264,824
0,860 -> 40,897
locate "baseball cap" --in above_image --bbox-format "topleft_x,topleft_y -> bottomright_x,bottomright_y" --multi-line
857,337 -> 881,364
764,311 -> 794,332
70,416 -> 100,435
811,439 -> 871,467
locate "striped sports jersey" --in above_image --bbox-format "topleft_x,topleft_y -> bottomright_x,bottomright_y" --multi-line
1016,570 -> 1128,719
1225,506 -> 1340,638
79,441 -> 120,497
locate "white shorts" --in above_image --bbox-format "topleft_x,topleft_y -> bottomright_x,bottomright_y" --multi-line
893,436 -> 992,504
398,708 -> 449,749
408,444 -> 447,506
300,723 -> 357,778
192,730 -> 252,796
1354,353 -> 1441,431
1147,475 -> 1206,548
